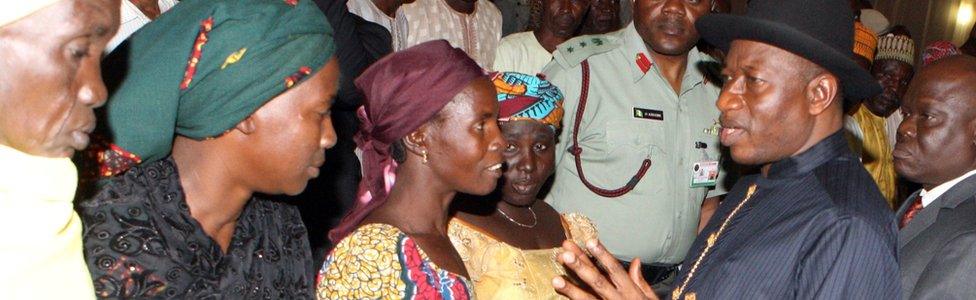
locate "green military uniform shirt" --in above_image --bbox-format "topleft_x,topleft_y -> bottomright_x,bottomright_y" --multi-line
542,23 -> 727,264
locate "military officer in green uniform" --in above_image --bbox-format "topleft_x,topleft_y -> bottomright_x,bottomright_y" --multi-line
541,0 -> 726,286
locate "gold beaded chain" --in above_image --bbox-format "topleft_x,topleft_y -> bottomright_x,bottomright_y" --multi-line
671,184 -> 759,300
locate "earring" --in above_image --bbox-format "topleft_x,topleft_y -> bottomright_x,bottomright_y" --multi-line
422,150 -> 429,164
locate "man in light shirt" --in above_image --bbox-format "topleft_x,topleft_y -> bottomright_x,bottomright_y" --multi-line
347,0 -> 407,32
493,0 -> 589,74
396,0 -> 501,68
105,0 -> 177,53
893,54 -> 976,299
0,0 -> 119,298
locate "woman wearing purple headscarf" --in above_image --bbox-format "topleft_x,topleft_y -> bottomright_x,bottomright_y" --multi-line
316,40 -> 506,299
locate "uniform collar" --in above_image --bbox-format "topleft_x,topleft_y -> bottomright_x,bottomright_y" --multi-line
619,22 -> 707,90
765,130 -> 850,179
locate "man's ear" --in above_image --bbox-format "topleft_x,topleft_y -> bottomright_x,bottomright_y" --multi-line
402,125 -> 429,158
806,73 -> 840,116
234,115 -> 257,135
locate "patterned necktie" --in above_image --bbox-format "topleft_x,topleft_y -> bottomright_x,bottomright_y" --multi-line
899,195 -> 924,229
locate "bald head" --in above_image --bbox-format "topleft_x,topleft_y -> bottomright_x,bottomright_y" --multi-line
893,55 -> 976,189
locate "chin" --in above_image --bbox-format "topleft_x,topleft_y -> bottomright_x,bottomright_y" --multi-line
892,159 -> 916,179
501,192 -> 537,206
280,182 -> 310,196
730,148 -> 764,166
468,183 -> 500,196
651,40 -> 692,56
46,146 -> 77,159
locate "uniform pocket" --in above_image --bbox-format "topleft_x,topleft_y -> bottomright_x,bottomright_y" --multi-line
605,120 -> 667,159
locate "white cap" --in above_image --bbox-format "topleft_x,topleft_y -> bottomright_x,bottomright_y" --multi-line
0,0 -> 62,28
860,9 -> 890,35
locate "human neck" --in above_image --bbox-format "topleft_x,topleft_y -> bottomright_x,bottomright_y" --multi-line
922,167 -> 976,191
375,163 -> 457,236
172,138 -> 252,253
495,197 -> 538,222
444,0 -> 476,14
646,46 -> 690,94
760,113 -> 843,178
371,0 -> 402,18
534,28 -> 570,53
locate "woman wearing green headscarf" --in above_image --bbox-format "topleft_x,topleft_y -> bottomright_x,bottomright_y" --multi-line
77,0 -> 337,298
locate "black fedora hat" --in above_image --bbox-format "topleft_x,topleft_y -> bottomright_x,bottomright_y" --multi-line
696,0 -> 882,101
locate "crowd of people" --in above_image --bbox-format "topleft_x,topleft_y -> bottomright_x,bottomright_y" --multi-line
1,0 -> 975,299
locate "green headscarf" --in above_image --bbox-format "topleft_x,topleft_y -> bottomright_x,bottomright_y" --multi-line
104,0 -> 335,165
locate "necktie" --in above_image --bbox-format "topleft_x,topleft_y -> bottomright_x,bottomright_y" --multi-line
899,195 -> 923,229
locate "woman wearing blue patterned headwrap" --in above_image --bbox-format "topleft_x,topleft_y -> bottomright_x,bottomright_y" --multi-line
447,72 -> 600,299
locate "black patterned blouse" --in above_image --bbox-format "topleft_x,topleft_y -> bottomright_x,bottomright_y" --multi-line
78,157 -> 314,299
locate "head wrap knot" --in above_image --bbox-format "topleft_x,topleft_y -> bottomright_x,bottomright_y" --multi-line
492,72 -> 565,131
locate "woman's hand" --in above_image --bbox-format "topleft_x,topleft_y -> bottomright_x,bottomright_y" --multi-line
552,239 -> 658,300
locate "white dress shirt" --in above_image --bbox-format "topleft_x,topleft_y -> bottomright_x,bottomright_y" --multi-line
920,169 -> 976,207
492,31 -> 552,74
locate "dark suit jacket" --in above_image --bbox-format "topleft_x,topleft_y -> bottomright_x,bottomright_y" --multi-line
897,174 -> 976,299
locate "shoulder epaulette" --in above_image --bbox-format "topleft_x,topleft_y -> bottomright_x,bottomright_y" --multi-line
552,34 -> 621,68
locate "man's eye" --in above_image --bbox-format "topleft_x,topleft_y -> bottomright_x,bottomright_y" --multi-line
71,47 -> 90,60
505,144 -> 517,152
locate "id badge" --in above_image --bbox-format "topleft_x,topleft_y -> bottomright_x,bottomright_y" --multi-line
690,160 -> 719,187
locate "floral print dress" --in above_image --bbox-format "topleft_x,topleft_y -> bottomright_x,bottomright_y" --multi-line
316,223 -> 474,299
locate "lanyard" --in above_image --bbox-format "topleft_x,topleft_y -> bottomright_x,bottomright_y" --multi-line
569,60 -> 653,198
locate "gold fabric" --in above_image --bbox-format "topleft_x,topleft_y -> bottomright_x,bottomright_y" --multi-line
448,213 -> 598,299
852,106 -> 898,207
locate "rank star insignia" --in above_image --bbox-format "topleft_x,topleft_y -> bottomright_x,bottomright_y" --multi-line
579,41 -> 587,47
592,38 -> 603,45
567,46 -> 574,53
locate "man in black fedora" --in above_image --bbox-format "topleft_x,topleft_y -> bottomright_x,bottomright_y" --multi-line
549,0 -> 900,299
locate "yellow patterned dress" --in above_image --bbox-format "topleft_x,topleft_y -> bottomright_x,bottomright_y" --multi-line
447,213 -> 598,300
317,223 -> 475,300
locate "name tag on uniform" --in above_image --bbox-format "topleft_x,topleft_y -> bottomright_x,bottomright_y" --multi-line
691,160 -> 719,187
633,107 -> 663,121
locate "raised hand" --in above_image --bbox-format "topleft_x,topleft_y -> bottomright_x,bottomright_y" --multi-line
552,239 -> 658,300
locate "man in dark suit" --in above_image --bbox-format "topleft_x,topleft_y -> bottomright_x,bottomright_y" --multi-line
549,0 -> 900,299
893,54 -> 976,299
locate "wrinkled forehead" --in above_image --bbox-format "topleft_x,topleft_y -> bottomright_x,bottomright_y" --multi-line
32,0 -> 119,39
